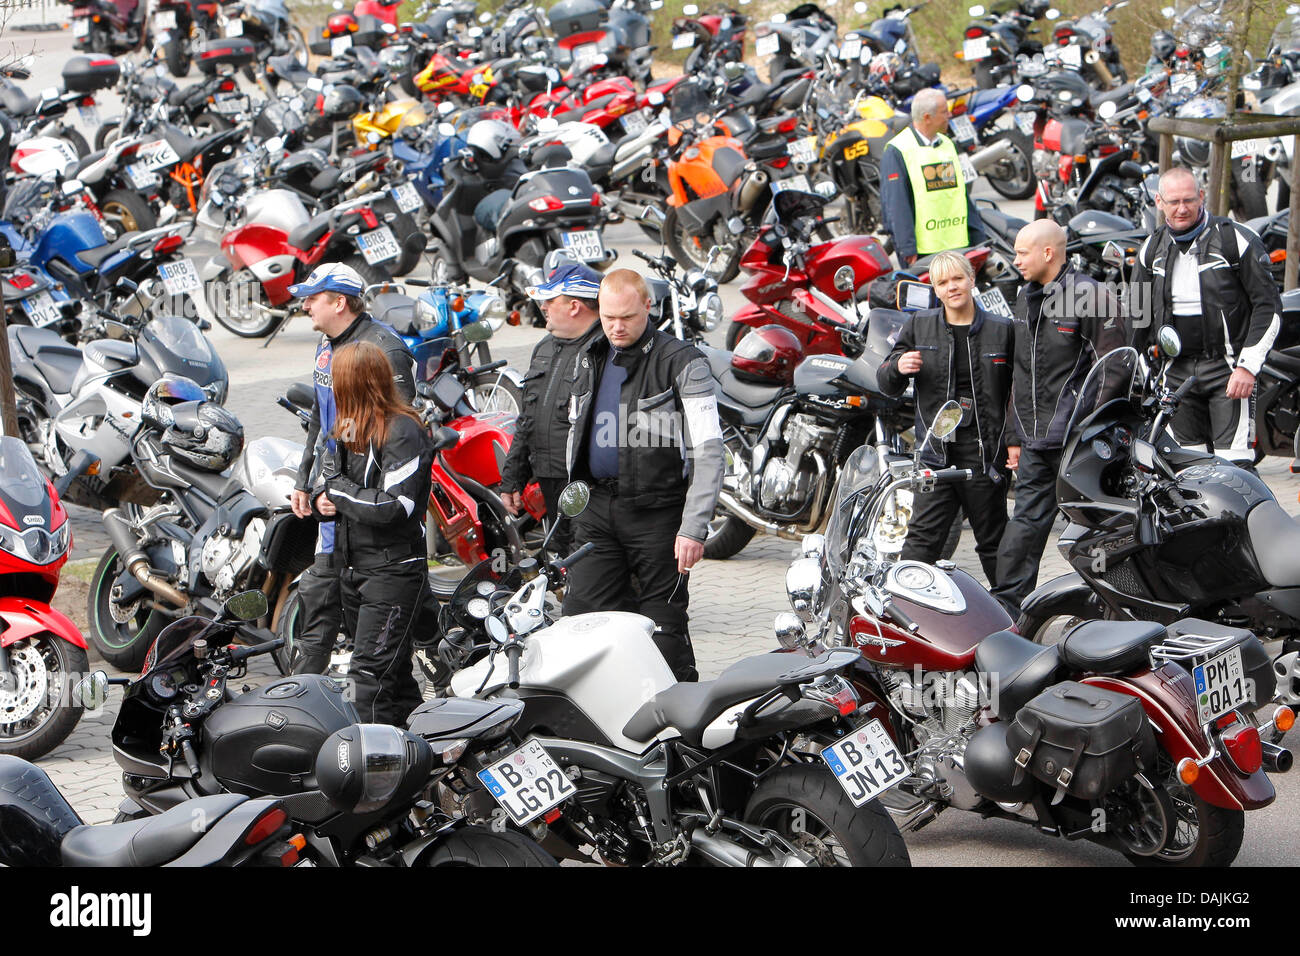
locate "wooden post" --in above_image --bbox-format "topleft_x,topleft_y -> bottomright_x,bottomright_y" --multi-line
1207,140 -> 1226,219
1158,132 -> 1172,175
0,311 -> 20,439
1288,134 -> 1300,292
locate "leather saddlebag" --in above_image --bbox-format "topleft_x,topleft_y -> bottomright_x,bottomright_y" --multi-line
1005,681 -> 1157,802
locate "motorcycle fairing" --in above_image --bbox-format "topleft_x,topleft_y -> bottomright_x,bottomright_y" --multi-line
441,411 -> 517,486
429,456 -> 488,566
0,597 -> 86,650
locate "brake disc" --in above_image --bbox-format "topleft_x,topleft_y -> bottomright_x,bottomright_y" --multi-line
0,643 -> 48,725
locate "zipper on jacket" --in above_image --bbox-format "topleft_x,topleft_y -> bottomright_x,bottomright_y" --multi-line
967,335 -> 986,474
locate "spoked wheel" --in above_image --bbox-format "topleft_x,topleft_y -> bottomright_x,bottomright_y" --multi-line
1119,751 -> 1246,867
88,547 -> 170,671
466,368 -> 523,416
664,206 -> 742,284
212,268 -> 277,337
0,635 -> 87,760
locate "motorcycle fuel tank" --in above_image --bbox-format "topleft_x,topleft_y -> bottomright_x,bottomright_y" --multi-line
803,234 -> 892,303
232,435 -> 306,508
792,353 -> 876,396
241,188 -> 312,234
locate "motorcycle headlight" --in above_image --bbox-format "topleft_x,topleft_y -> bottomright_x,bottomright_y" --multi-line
700,291 -> 724,331
477,293 -> 508,330
416,296 -> 441,329
0,522 -> 68,566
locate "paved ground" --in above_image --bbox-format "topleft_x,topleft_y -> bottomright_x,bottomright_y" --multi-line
16,28 -> 1300,863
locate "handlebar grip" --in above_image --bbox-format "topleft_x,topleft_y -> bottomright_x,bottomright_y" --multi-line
229,637 -> 285,663
553,541 -> 596,570
504,642 -> 523,690
1171,375 -> 1197,401
405,278 -> 431,286
465,359 -> 509,375
883,597 -> 919,633
934,468 -> 973,483
276,396 -> 297,413
182,739 -> 202,777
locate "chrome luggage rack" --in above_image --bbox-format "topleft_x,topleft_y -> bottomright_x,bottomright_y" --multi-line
1148,631 -> 1242,670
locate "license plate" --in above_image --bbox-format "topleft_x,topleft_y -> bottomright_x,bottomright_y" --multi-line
1058,43 -> 1082,68
227,18 -> 243,36
127,162 -> 159,188
21,292 -> 63,328
331,34 -> 353,56
1171,73 -> 1196,95
894,38 -> 907,54
73,18 -> 89,37
476,739 -> 577,825
78,104 -> 100,128
959,153 -> 977,184
789,135 -> 818,165
770,173 -> 811,194
1193,646 -> 1249,725
159,258 -> 201,296
562,228 -> 604,262
672,32 -> 695,49
621,109 -> 648,136
841,36 -> 862,60
962,36 -> 991,61
138,139 -> 180,171
357,226 -> 399,264
213,94 -> 247,115
950,114 -> 976,144
1231,138 -> 1263,159
975,286 -> 1012,318
1015,112 -> 1036,137
153,9 -> 177,29
756,33 -> 780,56
1136,86 -> 1152,103
821,719 -> 908,806
391,182 -> 422,213
572,42 -> 601,71
157,29 -> 172,44
1203,41 -> 1223,59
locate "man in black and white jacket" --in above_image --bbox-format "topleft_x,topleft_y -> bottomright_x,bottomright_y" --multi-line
1129,167 -> 1282,465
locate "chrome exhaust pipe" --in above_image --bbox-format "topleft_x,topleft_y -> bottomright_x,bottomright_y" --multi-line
717,491 -> 801,539
102,509 -> 189,609
689,829 -> 799,867
1262,741 -> 1293,774
969,137 -> 1016,174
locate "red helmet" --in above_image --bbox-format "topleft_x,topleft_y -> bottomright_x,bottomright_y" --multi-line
731,325 -> 803,385
327,12 -> 357,35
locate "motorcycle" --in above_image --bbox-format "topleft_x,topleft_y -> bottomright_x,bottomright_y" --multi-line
63,0 -> 146,56
220,0 -> 309,71
957,0 -> 1050,90
778,399 -> 1291,866
433,483 -> 912,867
78,590 -> 556,867
1016,333 -> 1300,714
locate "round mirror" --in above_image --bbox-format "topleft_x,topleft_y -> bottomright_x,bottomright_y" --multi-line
1157,325 -> 1182,358
438,121 -> 456,136
723,60 -> 746,79
1097,99 -> 1117,119
774,612 -> 807,648
61,179 -> 85,197
647,90 -> 665,106
75,671 -> 110,710
786,558 -> 823,622
479,10 -> 491,22
225,589 -> 269,621
931,400 -> 964,440
1046,7 -> 1060,18
969,4 -> 985,15
834,265 -> 855,292
536,116 -> 560,132
683,2 -> 699,12
1016,83 -> 1034,101
772,12 -> 787,23
486,616 -> 509,644
559,481 -> 590,517
462,319 -> 495,342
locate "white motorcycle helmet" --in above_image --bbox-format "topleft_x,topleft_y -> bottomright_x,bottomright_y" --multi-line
466,118 -> 520,162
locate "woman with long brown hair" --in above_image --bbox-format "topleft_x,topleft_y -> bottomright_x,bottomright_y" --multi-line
313,341 -> 433,724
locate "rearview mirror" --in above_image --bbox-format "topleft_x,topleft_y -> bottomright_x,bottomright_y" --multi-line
723,60 -> 746,80
1097,99 -> 1117,120
559,481 -> 590,517
1117,159 -> 1144,180
1157,324 -> 1182,359
486,616 -> 509,644
224,589 -> 269,622
930,400 -> 964,441
438,121 -> 456,136
535,116 -> 559,133
1101,240 -> 1125,268
75,671 -> 110,710
462,319 -> 494,342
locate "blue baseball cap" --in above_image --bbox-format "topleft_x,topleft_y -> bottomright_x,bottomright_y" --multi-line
288,262 -> 366,299
527,263 -> 603,301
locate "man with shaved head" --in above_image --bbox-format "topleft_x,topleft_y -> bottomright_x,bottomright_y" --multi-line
880,86 -> 986,267
992,218 -> 1124,614
1128,167 -> 1281,466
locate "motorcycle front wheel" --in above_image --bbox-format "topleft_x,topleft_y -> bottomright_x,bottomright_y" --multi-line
467,368 -> 523,416
744,766 -> 912,867
88,546 -> 170,671
703,515 -> 756,560
418,826 -> 558,867
664,206 -> 742,284
0,634 -> 87,761
165,34 -> 192,76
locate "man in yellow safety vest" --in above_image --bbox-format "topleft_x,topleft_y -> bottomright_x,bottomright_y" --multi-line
881,87 -> 986,267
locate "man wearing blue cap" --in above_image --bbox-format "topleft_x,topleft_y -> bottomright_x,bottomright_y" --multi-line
286,262 -> 420,676
500,262 -> 605,557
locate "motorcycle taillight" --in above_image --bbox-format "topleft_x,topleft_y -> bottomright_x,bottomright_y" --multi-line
1218,721 -> 1262,775
964,26 -> 985,38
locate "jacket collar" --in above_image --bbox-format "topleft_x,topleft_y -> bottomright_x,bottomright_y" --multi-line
329,312 -> 371,346
587,322 -> 657,367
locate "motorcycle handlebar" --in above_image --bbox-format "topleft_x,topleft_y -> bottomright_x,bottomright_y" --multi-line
504,641 -> 523,690
552,541 -> 595,571
228,637 -> 285,664
933,467 -> 973,483
1171,375 -> 1197,402
182,739 -> 202,777
882,597 -> 920,633
465,359 -> 509,375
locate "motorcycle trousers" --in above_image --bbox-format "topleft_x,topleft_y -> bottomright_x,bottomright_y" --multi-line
340,559 -> 428,725
992,445 -> 1064,615
1166,355 -> 1256,464
291,552 -> 343,677
901,444 -> 1008,586
561,489 -> 698,682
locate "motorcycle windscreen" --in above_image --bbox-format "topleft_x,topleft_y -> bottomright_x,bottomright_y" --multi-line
822,444 -> 886,581
0,435 -> 53,522
1063,345 -> 1141,440
135,616 -> 212,680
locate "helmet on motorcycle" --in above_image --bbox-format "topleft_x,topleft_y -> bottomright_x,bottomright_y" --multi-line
1174,96 -> 1225,167
162,400 -> 245,473
1150,29 -> 1176,64
316,723 -> 434,813
327,12 -> 357,35
142,375 -> 208,429
868,52 -> 899,85
731,325 -> 803,385
1021,0 -> 1050,18
466,118 -> 519,162
322,84 -> 365,120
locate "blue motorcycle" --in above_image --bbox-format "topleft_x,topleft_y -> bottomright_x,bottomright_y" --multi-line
391,120 -> 469,217
948,84 -> 1036,201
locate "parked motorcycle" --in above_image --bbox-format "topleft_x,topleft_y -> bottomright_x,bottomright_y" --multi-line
63,0 -> 146,56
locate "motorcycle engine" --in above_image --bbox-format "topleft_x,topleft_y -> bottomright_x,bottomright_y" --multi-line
1031,148 -> 1058,183
758,414 -> 833,516
879,667 -> 985,809
201,517 -> 267,596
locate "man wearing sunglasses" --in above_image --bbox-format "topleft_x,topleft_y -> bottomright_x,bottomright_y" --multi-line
1129,167 -> 1282,465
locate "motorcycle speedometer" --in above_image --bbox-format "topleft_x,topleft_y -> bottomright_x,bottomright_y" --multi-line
466,597 -> 491,619
476,580 -> 496,596
1092,437 -> 1114,460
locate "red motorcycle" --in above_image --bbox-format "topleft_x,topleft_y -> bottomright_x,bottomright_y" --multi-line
776,409 -> 1292,866
0,441 -> 100,760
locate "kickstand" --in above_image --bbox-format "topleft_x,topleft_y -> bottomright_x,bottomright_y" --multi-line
261,309 -> 295,349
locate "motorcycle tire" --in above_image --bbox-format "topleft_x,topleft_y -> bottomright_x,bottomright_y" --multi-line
213,268 -> 279,337
101,188 -> 157,238
703,515 -> 756,560
419,826 -> 558,867
428,239 -> 466,284
288,25 -> 309,69
165,36 -> 191,77
983,129 -> 1036,201
88,546 -> 169,672
744,766 -> 911,867
467,368 -> 523,416
724,321 -> 749,352
63,128 -> 90,160
1124,752 -> 1245,867
340,253 -> 392,290
973,60 -> 998,90
664,206 -> 741,284
94,119 -> 122,151
0,635 -> 87,761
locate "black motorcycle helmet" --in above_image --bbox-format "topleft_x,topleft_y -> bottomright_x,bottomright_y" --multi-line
316,724 -> 434,813
1150,30 -> 1176,64
322,84 -> 364,121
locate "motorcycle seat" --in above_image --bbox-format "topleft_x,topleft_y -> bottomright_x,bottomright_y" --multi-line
973,629 -> 1063,721
71,148 -> 108,181
746,131 -> 789,162
171,457 -> 241,503
1089,83 -> 1134,110
699,343 -> 734,380
309,167 -> 344,194
1058,619 -> 1166,675
0,86 -> 39,117
288,211 -> 333,252
11,324 -> 78,361
866,135 -> 894,162
60,793 -> 248,867
733,81 -> 775,112
0,755 -> 84,866
163,124 -> 243,166
717,367 -> 784,409
32,345 -> 84,397
269,53 -> 311,80
1247,499 -> 1300,587
76,230 -> 140,269
622,652 -> 828,746
370,291 -> 421,337
977,207 -> 1029,243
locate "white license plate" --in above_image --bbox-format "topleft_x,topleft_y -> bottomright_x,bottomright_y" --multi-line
357,226 -> 399,264
1231,138 -> 1263,159
1171,73 -> 1196,95
78,104 -> 100,128
153,10 -> 177,29
391,182 -> 422,213
214,94 -> 246,115
1136,86 -> 1152,103
841,36 -> 862,60
962,36 -> 991,61
159,258 -> 202,296
331,34 -> 353,56
476,738 -> 577,825
21,291 -> 63,327
73,18 -> 90,37
226,17 -> 243,36
1193,646 -> 1249,725
572,41 -> 601,69
975,286 -> 1012,318
959,153 -> 977,184
770,173 -> 811,195
621,109 -> 648,136
950,114 -> 976,144
1203,41 -> 1223,59
138,139 -> 180,171
1058,43 -> 1082,68
672,32 -> 695,49
789,135 -> 818,165
562,228 -> 604,262
1015,112 -> 1036,137
126,163 -> 159,188
821,719 -> 908,806
756,33 -> 780,56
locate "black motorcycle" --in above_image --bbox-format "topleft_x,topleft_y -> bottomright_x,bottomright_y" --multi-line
960,0 -> 1049,89
1016,334 -> 1300,710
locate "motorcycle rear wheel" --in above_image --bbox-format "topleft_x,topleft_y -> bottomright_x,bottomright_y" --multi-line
213,268 -> 279,337
982,129 -> 1036,201
419,826 -> 558,866
102,189 -> 157,239
0,635 -> 87,761
744,766 -> 911,867
703,515 -> 756,560
664,206 -> 742,284
88,547 -> 169,672
1122,752 -> 1245,867
165,35 -> 191,77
